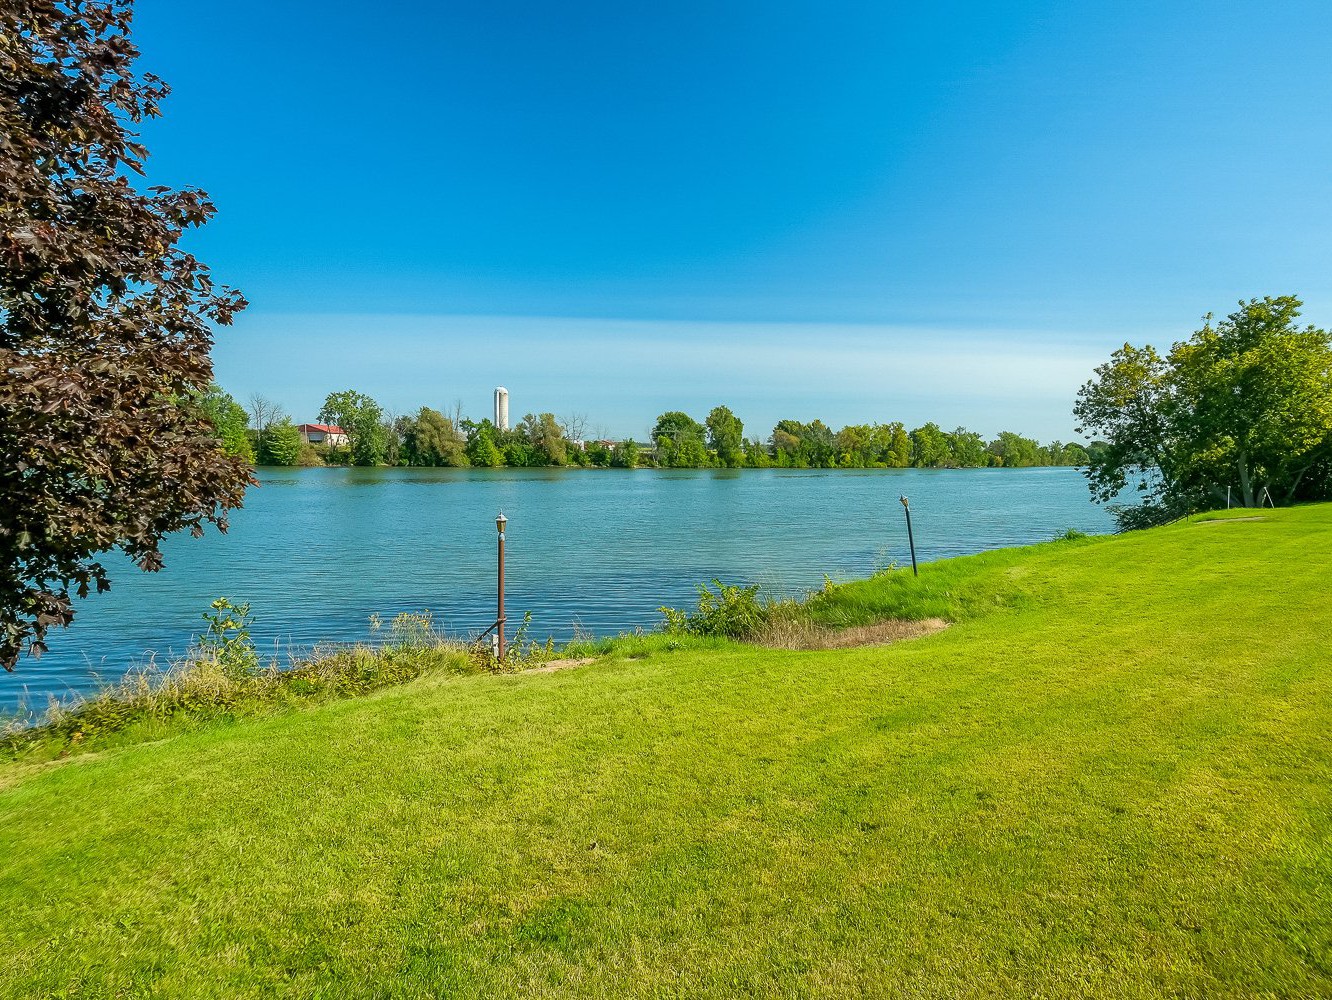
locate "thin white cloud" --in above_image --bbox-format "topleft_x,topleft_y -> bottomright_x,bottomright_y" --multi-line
215,312 -> 1115,439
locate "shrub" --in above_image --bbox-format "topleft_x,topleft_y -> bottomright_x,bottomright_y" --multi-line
660,580 -> 767,638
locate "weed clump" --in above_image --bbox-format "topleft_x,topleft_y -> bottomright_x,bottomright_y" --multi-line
657,574 -> 944,651
480,611 -> 557,673
660,580 -> 768,639
199,597 -> 260,677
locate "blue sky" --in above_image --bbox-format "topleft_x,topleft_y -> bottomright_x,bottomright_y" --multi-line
134,0 -> 1332,440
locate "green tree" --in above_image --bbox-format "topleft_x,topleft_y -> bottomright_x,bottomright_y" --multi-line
503,440 -> 537,467
380,413 -> 405,467
1040,441 -> 1087,467
585,440 -> 613,467
471,436 -> 504,467
611,439 -> 640,468
1072,343 -> 1174,505
1075,296 -> 1332,524
474,437 -> 505,467
706,405 -> 745,468
987,431 -> 1042,468
1061,442 -> 1090,467
948,427 -> 987,468
197,385 -> 255,463
653,411 -> 708,467
835,424 -> 873,467
744,438 -> 772,467
519,412 -> 569,465
0,1 -> 251,668
319,390 -> 386,466
875,422 -> 911,467
403,408 -> 469,467
1170,297 -> 1332,507
771,419 -> 835,467
770,421 -> 803,467
464,419 -> 506,468
909,422 -> 952,468
260,419 -> 304,466
802,420 -> 837,467
246,393 -> 284,460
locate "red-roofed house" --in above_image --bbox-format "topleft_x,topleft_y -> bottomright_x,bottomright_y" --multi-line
298,423 -> 349,447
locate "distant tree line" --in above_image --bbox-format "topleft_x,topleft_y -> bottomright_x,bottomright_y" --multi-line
198,390 -> 1092,470
651,407 -> 1090,470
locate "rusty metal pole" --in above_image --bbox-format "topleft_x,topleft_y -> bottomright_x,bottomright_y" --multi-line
496,512 -> 507,661
899,495 -> 918,577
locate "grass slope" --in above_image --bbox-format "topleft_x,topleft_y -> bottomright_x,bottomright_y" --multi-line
2,507 -> 1330,998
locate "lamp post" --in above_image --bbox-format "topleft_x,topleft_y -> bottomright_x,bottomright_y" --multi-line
496,512 -> 507,661
899,496 -> 918,577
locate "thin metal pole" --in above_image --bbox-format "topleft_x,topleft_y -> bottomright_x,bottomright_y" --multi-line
497,517 -> 507,661
900,496 -> 918,577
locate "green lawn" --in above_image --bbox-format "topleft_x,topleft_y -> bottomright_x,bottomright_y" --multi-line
2,507 -> 1330,998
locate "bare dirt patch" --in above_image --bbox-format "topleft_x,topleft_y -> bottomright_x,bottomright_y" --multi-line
754,618 -> 949,651
523,657 -> 596,674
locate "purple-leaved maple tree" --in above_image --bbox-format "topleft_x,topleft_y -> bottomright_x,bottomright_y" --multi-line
0,0 -> 252,669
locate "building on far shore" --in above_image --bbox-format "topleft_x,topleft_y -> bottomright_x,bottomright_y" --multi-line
297,423 -> 349,447
494,386 -> 509,431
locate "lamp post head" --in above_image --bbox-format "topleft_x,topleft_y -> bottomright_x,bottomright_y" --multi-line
496,512 -> 507,534
899,495 -> 909,509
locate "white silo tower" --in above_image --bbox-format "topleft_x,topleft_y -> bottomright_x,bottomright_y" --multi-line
493,386 -> 509,430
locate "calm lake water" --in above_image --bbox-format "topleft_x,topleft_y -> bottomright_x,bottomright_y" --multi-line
1,466 -> 1113,713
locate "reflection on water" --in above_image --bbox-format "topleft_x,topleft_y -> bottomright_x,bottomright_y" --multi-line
1,466 -> 1112,710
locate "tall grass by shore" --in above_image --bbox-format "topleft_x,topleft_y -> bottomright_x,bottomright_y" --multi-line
1,610 -> 485,762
